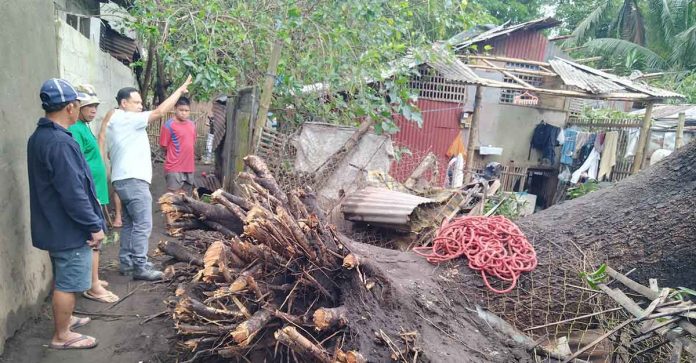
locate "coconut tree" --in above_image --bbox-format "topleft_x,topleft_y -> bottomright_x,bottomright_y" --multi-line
565,0 -> 696,72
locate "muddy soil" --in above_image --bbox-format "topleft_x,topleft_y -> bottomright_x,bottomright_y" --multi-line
0,164 -> 214,363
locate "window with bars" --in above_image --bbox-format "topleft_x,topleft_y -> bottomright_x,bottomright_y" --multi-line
409,65 -> 468,103
499,62 -> 544,105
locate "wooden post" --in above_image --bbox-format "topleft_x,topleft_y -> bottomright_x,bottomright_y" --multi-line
631,102 -> 654,174
676,112 -> 685,149
222,87 -> 258,192
253,39 -> 283,152
465,85 -> 484,182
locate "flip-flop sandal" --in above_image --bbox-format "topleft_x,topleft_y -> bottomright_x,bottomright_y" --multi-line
83,290 -> 120,303
70,316 -> 91,330
49,334 -> 98,350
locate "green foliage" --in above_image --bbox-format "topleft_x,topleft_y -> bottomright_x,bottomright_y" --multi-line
567,180 -> 600,200
484,193 -> 528,220
473,0 -> 545,24
393,146 -> 413,162
580,263 -> 608,290
649,72 -> 696,103
670,287 -> 696,300
579,106 -> 633,119
127,0 -> 490,132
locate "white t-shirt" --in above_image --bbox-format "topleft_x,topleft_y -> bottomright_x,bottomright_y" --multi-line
107,109 -> 153,183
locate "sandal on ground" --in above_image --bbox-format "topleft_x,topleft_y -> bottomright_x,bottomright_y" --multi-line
83,290 -> 120,303
69,316 -> 91,330
49,335 -> 98,350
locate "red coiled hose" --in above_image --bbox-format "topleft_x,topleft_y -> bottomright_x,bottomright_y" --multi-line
413,215 -> 537,294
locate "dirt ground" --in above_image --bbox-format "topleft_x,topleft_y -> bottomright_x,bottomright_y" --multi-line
0,163 -> 213,363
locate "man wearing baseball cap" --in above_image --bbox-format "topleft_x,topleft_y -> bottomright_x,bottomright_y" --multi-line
68,84 -> 119,304
28,78 -> 105,349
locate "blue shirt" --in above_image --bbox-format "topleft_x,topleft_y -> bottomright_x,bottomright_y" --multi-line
27,118 -> 106,252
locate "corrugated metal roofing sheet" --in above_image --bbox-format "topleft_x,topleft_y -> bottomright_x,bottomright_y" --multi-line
549,59 -> 625,94
629,104 -> 696,120
390,99 -> 463,185
382,44 -> 482,85
487,30 -> 549,62
450,17 -> 561,52
551,58 -> 683,98
212,97 -> 227,151
99,21 -> 137,64
426,49 -> 481,84
341,187 -> 435,228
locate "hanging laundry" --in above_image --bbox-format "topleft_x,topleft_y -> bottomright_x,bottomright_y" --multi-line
560,129 -> 577,165
557,128 -> 566,145
594,132 -> 606,153
571,148 -> 600,184
575,133 -> 597,167
573,131 -> 592,158
446,134 -> 467,160
529,121 -> 561,163
597,131 -> 619,181
624,129 -> 639,159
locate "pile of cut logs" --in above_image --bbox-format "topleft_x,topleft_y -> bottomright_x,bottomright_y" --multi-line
158,156 -> 365,362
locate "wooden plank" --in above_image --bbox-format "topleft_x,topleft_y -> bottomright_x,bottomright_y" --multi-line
605,266 -> 658,300
463,54 -> 551,67
669,341 -> 683,363
676,112 -> 686,148
467,64 -> 556,77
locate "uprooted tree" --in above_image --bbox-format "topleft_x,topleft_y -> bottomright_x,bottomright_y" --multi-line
157,142 -> 696,362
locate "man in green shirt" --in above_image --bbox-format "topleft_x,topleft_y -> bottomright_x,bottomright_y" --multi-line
69,84 -> 118,303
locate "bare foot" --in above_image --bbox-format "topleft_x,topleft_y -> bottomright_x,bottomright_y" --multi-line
99,279 -> 109,288
112,216 -> 122,228
50,331 -> 98,350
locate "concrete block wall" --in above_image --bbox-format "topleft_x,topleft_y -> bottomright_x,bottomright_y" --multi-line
57,18 -> 137,134
0,0 -> 60,355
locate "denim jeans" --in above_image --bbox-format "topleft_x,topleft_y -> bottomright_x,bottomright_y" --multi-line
113,178 -> 152,269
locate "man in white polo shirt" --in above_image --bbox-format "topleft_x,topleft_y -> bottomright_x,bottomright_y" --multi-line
107,75 -> 192,280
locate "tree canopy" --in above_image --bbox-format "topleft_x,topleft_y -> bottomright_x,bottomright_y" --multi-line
556,0 -> 696,101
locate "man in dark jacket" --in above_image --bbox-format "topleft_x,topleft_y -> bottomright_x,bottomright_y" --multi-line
28,79 -> 106,350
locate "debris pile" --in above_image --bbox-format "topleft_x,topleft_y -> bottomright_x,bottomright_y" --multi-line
159,155 -> 368,362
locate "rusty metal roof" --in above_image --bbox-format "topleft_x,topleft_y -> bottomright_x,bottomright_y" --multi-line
381,44 -> 482,84
549,58 -> 683,98
629,104 -> 696,120
549,59 -> 624,94
450,17 -> 561,52
340,187 -> 435,230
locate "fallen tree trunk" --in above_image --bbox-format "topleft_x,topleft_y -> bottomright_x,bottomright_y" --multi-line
519,140 -> 696,287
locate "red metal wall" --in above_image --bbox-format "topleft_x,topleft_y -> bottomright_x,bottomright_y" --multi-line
488,30 -> 549,62
390,99 -> 464,185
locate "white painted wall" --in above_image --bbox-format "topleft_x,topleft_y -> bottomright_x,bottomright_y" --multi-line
57,18 -> 137,134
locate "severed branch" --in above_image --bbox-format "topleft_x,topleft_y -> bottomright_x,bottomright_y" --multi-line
274,326 -> 332,363
313,306 -> 348,332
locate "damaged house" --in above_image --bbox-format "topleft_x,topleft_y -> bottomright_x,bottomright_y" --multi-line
387,18 -> 682,209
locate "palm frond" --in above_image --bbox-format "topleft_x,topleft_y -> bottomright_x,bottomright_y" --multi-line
567,0 -> 613,46
646,0 -> 676,39
669,24 -> 696,69
584,38 -> 668,70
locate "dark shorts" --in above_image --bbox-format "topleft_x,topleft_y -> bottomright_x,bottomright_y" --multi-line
50,245 -> 92,292
165,172 -> 194,191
